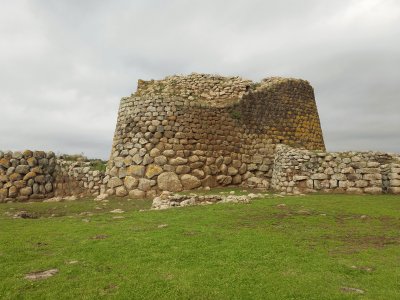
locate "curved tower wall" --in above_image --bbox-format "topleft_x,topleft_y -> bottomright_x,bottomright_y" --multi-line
106,74 -> 325,197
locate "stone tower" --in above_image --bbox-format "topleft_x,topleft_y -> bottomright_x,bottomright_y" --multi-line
106,73 -> 325,197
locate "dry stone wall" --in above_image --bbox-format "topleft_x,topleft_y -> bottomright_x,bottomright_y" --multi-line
54,160 -> 106,197
271,145 -> 400,195
0,150 -> 106,202
0,150 -> 56,202
107,73 -> 325,197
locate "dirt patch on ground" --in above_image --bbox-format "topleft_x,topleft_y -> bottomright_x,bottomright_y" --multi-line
342,235 -> 400,249
91,234 -> 109,240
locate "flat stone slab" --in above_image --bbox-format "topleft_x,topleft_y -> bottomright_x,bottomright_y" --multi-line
25,269 -> 59,280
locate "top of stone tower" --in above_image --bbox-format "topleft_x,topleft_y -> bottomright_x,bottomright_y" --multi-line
133,73 -> 311,108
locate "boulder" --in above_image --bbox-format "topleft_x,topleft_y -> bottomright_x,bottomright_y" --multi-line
20,187 -> 33,196
157,172 -> 182,192
181,174 -> 201,190
145,164 -> 163,178
127,165 -> 145,177
216,175 -> 232,186
129,189 -> 146,199
116,186 -> 128,197
138,178 -> 152,191
124,176 -> 139,189
108,177 -> 123,188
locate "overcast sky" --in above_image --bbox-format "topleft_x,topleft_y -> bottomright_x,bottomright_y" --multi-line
0,0 -> 399,159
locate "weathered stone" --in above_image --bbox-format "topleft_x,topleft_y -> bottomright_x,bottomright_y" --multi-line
23,172 -> 36,181
216,175 -> 232,186
129,189 -> 146,198
0,188 -> 7,201
390,179 -> 400,187
14,180 -> 26,188
364,187 -> 382,194
138,178 -> 152,191
389,187 -> 400,194
149,148 -> 161,157
45,183 -> 53,192
157,172 -> 182,192
169,157 -> 188,165
20,187 -> 33,196
293,175 -> 307,181
310,173 -> 327,180
35,175 -> 46,184
116,186 -> 128,197
108,177 -> 123,188
0,158 -> 10,168
154,155 -> 167,165
163,150 -> 175,157
227,167 -> 238,176
9,173 -> 21,182
201,175 -> 217,188
127,165 -> 145,177
15,165 -> 30,174
142,154 -> 154,166
145,164 -> 163,178
124,176 -> 138,189
8,186 -> 18,198
176,165 -> 190,175
180,174 -> 201,190
232,174 -> 242,184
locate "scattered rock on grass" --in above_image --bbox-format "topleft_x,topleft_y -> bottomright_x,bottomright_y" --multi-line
43,197 -> 62,203
151,193 -> 258,210
95,194 -> 108,201
341,287 -> 365,294
25,269 -> 59,281
158,224 -> 168,228
277,204 -> 287,209
350,265 -> 373,272
110,209 -> 124,214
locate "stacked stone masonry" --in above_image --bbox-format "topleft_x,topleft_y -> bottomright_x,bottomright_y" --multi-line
107,73 -> 325,197
54,160 -> 106,198
0,150 -> 106,202
0,150 -> 57,202
2,73 -> 399,202
271,145 -> 400,195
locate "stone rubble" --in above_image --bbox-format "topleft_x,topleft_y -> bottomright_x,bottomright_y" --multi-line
151,191 -> 262,210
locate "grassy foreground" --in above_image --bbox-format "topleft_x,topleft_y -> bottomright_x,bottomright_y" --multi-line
0,192 -> 400,299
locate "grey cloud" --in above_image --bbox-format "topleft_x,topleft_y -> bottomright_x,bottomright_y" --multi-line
0,0 -> 399,159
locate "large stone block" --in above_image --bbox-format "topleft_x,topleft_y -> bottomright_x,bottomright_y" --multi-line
108,177 -> 123,188
145,164 -> 163,178
157,172 -> 182,192
181,174 -> 201,190
364,187 -> 382,195
127,165 -> 145,177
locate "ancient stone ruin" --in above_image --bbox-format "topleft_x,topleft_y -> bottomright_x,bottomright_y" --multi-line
0,73 -> 399,203
106,73 -> 325,198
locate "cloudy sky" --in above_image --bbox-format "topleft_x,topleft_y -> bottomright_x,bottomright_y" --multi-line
1,0 -> 399,159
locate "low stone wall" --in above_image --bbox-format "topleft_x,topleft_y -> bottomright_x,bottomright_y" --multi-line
271,145 -> 400,195
0,150 -> 56,202
0,150 -> 107,202
54,160 -> 106,197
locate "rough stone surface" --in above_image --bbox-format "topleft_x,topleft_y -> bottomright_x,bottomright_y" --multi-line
180,174 -> 201,190
157,172 -> 182,192
105,73 -> 325,196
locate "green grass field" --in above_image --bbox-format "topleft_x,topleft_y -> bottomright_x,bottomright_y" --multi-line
0,192 -> 399,299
